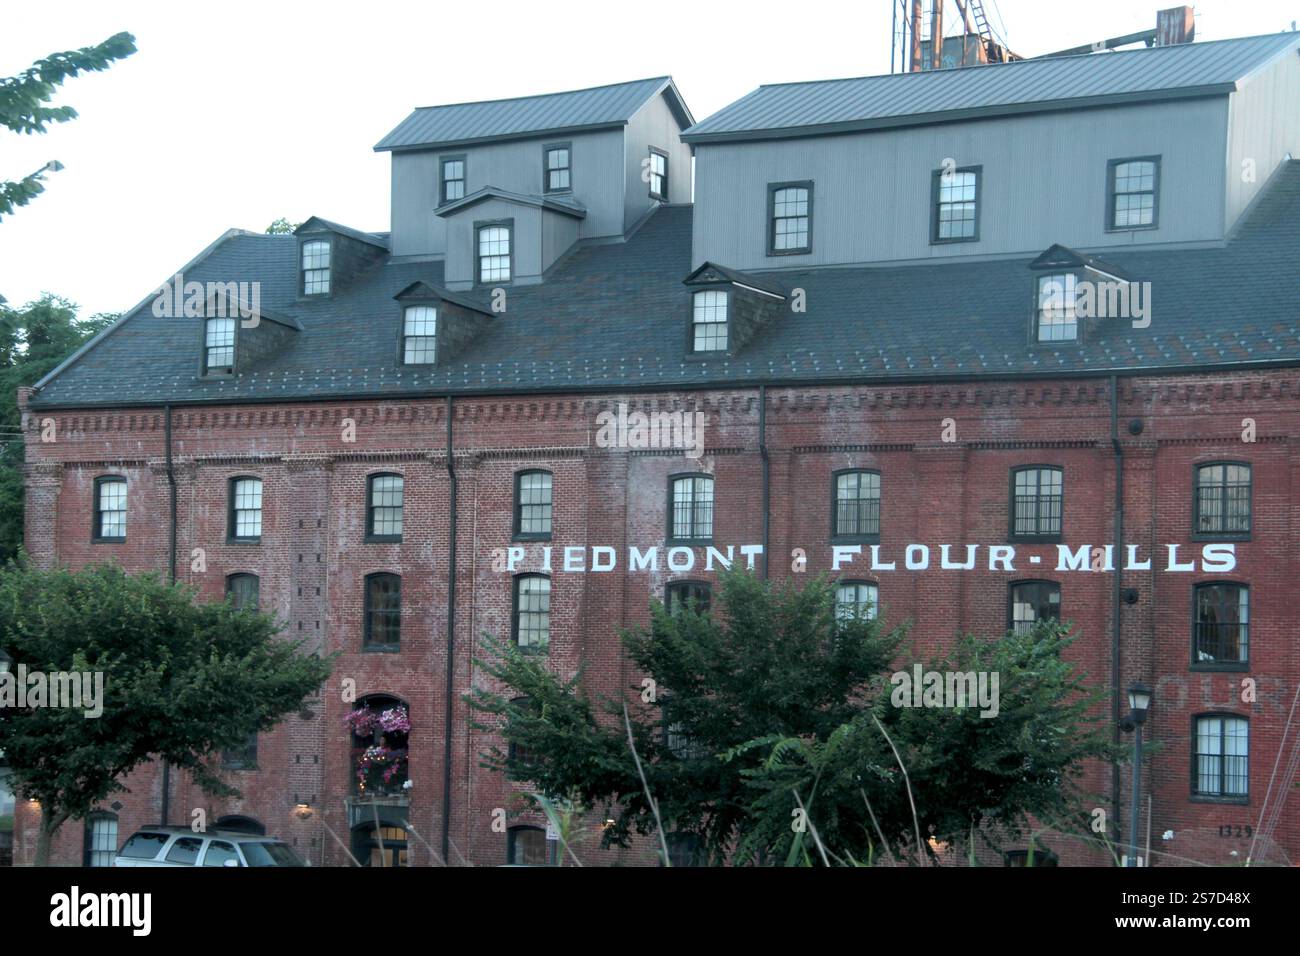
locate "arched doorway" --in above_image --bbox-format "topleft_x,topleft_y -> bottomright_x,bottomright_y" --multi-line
215,815 -> 266,836
351,822 -> 409,867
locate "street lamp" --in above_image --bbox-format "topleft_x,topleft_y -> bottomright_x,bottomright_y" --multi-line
1123,682 -> 1153,867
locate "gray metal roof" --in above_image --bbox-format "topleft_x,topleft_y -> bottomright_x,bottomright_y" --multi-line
375,76 -> 693,152
683,32 -> 1300,143
434,187 -> 587,219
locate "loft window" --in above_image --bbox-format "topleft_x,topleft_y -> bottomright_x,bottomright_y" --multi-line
931,166 -> 980,242
226,573 -> 260,611
669,474 -> 714,542
513,574 -> 551,654
647,148 -> 668,201
513,470 -> 552,540
1194,583 -> 1249,667
507,825 -> 548,866
833,470 -> 881,540
1194,463 -> 1251,536
93,476 -> 127,541
367,473 -> 404,541
835,581 -> 878,622
1108,157 -> 1159,230
1035,273 -> 1079,342
83,813 -> 118,868
228,477 -> 263,542
301,239 -> 331,295
691,290 -> 728,353
543,143 -> 571,192
402,306 -> 436,364
666,580 -> 711,615
768,182 -> 812,255
477,223 -> 511,284
363,573 -> 401,651
1009,580 -> 1060,634
204,317 -> 235,373
1010,466 -> 1063,539
441,156 -> 466,204
1193,714 -> 1248,798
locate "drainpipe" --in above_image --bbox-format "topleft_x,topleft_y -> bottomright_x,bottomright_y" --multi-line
441,396 -> 457,863
162,404 -> 177,826
758,386 -> 770,580
1109,375 -> 1123,853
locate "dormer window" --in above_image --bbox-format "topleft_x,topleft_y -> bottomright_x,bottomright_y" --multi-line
931,165 -> 981,243
402,306 -> 436,364
301,239 -> 331,295
1107,156 -> 1159,230
477,222 -> 512,284
647,148 -> 668,201
544,143 -> 571,192
204,316 -> 236,373
441,155 -> 466,205
1035,273 -> 1078,343
768,182 -> 812,255
691,290 -> 727,353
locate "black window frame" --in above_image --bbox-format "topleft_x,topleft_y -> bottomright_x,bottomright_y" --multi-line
439,154 -> 467,206
687,287 -> 730,357
1031,272 -> 1083,346
767,180 -> 814,256
834,579 -> 880,623
362,572 -> 402,653
647,147 -> 668,201
227,475 -> 263,544
92,475 -> 127,543
506,824 -> 549,866
665,579 -> 712,616
225,572 -> 260,612
1008,465 -> 1064,542
1192,581 -> 1250,671
202,315 -> 237,376
542,141 -> 572,194
512,469 -> 553,541
1192,461 -> 1252,540
506,695 -> 538,772
830,468 -> 881,543
83,811 -> 119,867
511,573 -> 551,656
1007,579 -> 1062,634
474,218 -> 514,287
666,472 -> 715,545
930,164 -> 982,244
365,472 -> 405,543
221,731 -> 258,771
400,303 -> 437,366
298,236 -> 332,297
1106,155 -> 1161,232
1190,712 -> 1249,803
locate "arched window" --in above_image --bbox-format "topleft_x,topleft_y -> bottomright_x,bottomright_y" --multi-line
83,811 -> 118,867
506,825 -> 548,866
666,580 -> 711,616
835,581 -> 878,621
1193,714 -> 1248,798
353,823 -> 409,867
363,573 -> 401,651
832,470 -> 880,540
349,694 -> 410,797
513,470 -> 553,539
366,473 -> 404,541
1008,580 -> 1061,634
228,476 -> 263,542
93,476 -> 127,542
1194,462 -> 1251,536
668,474 -> 713,542
512,574 -> 550,654
225,573 -> 260,611
1194,582 -> 1249,666
1010,466 -> 1063,539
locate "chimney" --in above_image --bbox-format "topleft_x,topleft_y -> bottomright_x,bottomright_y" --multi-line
1155,6 -> 1195,46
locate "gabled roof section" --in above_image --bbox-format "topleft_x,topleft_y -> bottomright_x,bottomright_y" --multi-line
434,186 -> 587,219
295,216 -> 389,250
683,32 -> 1300,144
375,76 -> 692,152
1029,244 -> 1131,281
394,280 -> 493,316
684,262 -> 786,298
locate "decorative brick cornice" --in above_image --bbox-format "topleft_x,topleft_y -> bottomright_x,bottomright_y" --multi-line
790,443 -> 915,454
23,461 -> 64,484
282,454 -> 335,474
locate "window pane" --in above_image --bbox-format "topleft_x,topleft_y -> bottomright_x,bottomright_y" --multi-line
205,317 -> 236,369
936,171 -> 977,239
692,290 -> 727,352
227,574 -> 260,611
509,827 -> 547,865
671,476 -> 713,539
667,582 -> 711,615
88,817 -> 118,867
479,226 -> 511,282
1012,467 -> 1062,536
369,475 -> 404,537
515,576 -> 550,651
517,472 -> 552,535
1037,274 -> 1078,341
233,478 -> 262,538
365,574 -> 401,648
1195,716 -> 1248,796
97,479 -> 127,538
302,241 -> 330,294
1195,584 -> 1248,663
834,471 -> 880,536
1011,582 -> 1060,634
1196,464 -> 1250,533
835,582 -> 878,621
772,186 -> 810,250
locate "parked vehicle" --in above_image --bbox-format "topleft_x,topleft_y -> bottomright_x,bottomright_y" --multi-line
113,826 -> 305,867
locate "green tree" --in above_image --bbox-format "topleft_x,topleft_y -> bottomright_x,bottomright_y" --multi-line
0,561 -> 332,864
265,218 -> 299,235
469,569 -> 1115,865
1,32 -> 136,219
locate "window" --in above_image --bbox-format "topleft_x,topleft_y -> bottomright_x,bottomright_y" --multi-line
228,477 -> 263,542
1194,583 -> 1249,666
1036,273 -> 1079,342
669,474 -> 714,542
833,470 -> 881,539
367,473 -> 404,541
835,581 -> 879,621
1108,157 -> 1159,230
166,837 -> 204,866
662,698 -> 707,760
507,696 -> 538,770
768,182 -> 812,255
440,156 -> 465,205
691,290 -> 728,353
507,825 -> 548,865
932,166 -> 980,242
666,580 -> 711,615
203,841 -> 240,867
665,832 -> 704,867
543,143 -> 571,192
1194,463 -> 1251,536
93,476 -> 126,541
1193,714 -> 1248,798
204,317 -> 235,373
1009,580 -> 1061,634
363,573 -> 401,651
1010,466 -> 1063,539
349,695 -> 409,796
222,732 -> 258,770
83,813 -> 118,867
647,148 -> 668,201
301,239 -> 330,295
477,222 -> 511,283
226,573 -> 260,611
513,470 -> 552,539
513,574 -> 551,654
402,306 -> 436,365
357,825 -> 408,867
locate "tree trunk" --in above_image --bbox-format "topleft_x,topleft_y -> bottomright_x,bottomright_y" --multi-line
33,805 -> 65,866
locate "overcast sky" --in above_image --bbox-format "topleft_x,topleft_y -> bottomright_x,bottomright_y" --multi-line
1,0 -> 1296,318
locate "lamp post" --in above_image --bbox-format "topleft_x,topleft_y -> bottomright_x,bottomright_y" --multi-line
1123,682 -> 1153,867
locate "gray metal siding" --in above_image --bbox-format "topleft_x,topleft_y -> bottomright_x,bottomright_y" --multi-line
623,91 -> 693,229
692,98 -> 1229,271
1225,50 -> 1300,232
444,198 -> 541,289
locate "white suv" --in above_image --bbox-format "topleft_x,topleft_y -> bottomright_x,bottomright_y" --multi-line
113,826 -> 306,867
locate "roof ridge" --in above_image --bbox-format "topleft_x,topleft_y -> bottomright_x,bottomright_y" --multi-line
406,76 -> 670,113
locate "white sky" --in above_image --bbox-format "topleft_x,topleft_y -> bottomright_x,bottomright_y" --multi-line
1,0 -> 1296,318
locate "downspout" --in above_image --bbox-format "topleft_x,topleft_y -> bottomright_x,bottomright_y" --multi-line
758,386 -> 770,580
162,405 -> 177,826
441,396 -> 457,863
1109,375 -> 1123,853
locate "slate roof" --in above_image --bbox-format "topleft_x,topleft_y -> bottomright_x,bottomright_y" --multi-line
375,76 -> 693,152
682,33 -> 1300,143
29,161 -> 1300,410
